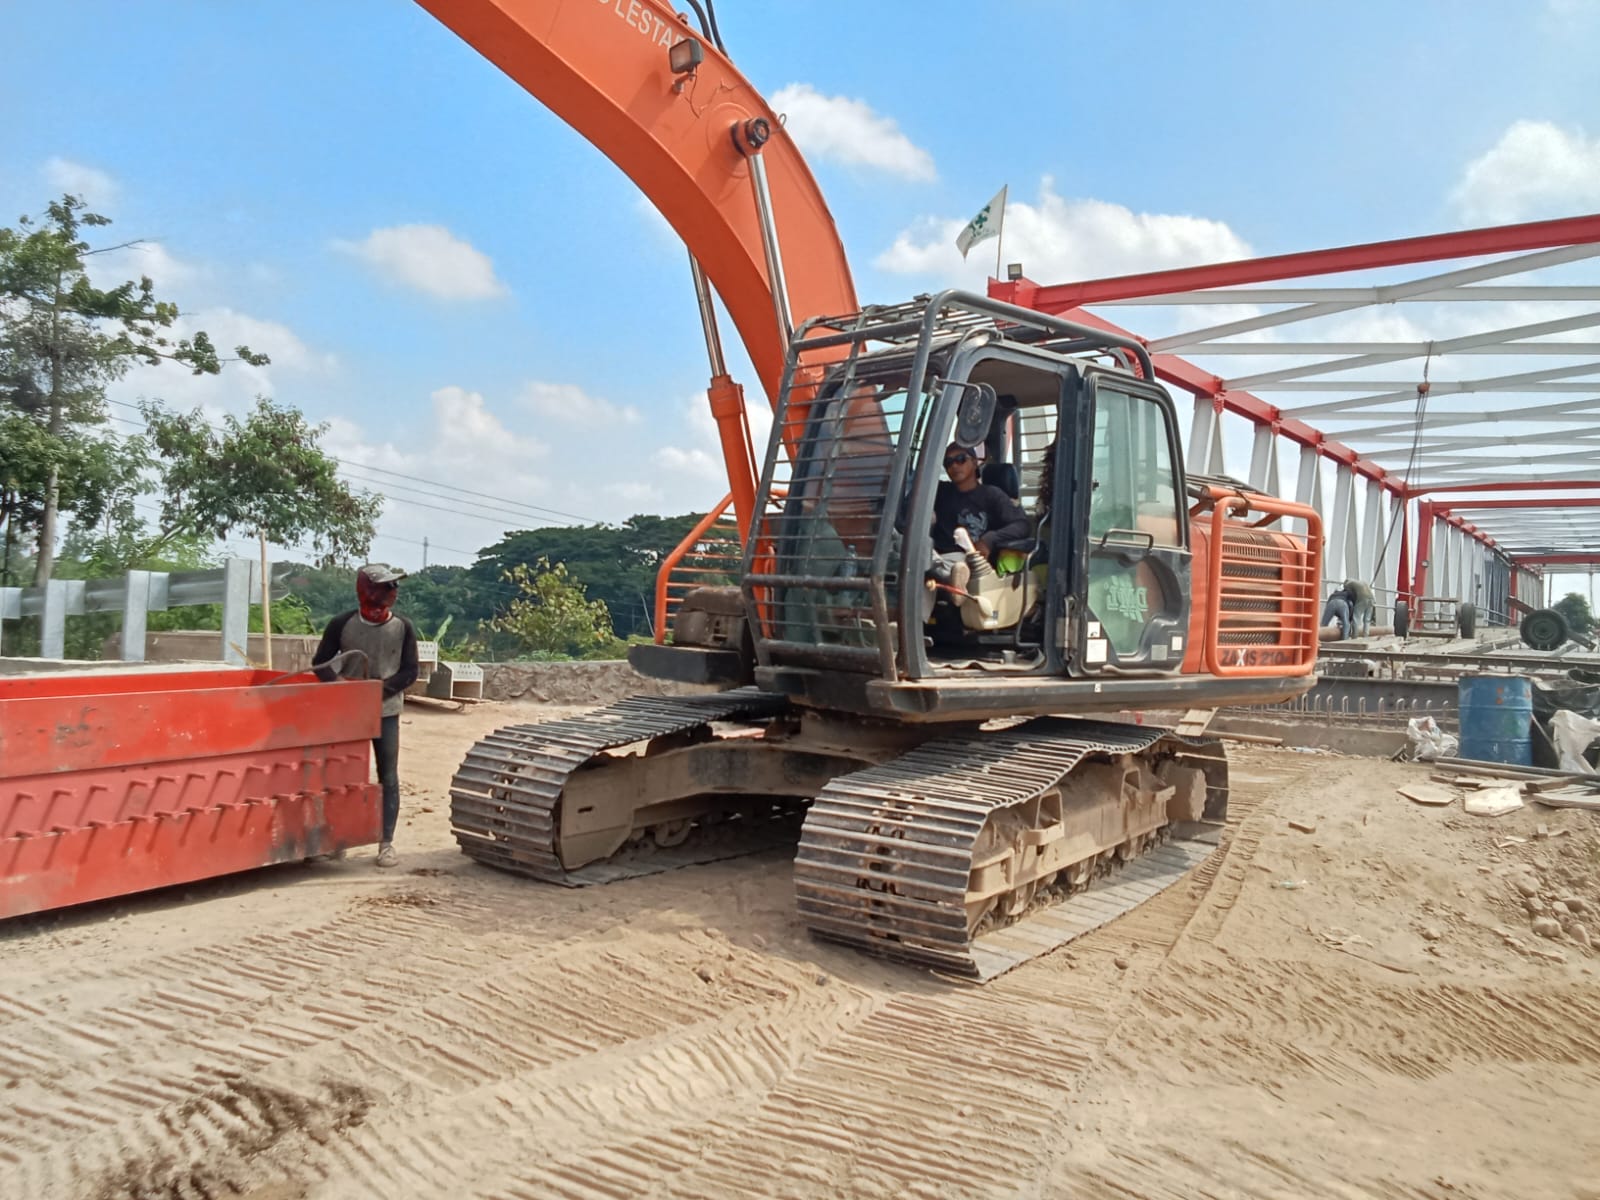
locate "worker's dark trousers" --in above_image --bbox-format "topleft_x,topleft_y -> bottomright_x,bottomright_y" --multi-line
373,714 -> 401,843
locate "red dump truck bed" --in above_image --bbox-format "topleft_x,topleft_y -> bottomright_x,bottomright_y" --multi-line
1,665 -> 380,919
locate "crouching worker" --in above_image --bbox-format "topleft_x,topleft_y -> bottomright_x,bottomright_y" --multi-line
313,563 -> 419,867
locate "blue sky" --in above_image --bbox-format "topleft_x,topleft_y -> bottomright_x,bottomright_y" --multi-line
4,0 -> 1599,574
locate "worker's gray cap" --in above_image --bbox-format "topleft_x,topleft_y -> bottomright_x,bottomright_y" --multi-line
357,562 -> 407,585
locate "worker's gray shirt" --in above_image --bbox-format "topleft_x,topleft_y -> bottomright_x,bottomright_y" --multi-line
313,610 -> 419,718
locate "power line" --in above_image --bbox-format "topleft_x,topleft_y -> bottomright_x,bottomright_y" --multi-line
105,397 -> 603,525
370,531 -> 477,560
336,459 -> 596,526
334,465 -> 584,528
107,411 -> 573,533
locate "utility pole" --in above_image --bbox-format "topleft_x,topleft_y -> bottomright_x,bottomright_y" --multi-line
422,537 -> 429,569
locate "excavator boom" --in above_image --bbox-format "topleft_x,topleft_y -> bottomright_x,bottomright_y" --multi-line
411,0 -> 857,410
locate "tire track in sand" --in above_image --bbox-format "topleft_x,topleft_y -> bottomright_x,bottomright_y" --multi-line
526,778 -> 1285,1200
5,753 -> 1287,1199
11,921 -> 872,1200
0,893 -> 500,1178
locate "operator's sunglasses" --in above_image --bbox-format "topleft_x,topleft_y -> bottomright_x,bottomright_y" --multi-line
943,453 -> 972,467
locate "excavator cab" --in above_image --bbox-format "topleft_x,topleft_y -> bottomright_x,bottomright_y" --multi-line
739,290 -> 1239,719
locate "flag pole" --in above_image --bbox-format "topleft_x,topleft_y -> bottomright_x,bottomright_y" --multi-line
993,185 -> 1007,280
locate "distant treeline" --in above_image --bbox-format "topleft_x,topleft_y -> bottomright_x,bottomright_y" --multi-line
287,512 -> 712,651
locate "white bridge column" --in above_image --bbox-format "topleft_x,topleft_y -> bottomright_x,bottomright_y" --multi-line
1187,395 -> 1216,476
1247,423 -> 1276,493
1358,478 -> 1384,583
1327,463 -> 1360,584
1379,493 -> 1403,623
1293,445 -> 1319,539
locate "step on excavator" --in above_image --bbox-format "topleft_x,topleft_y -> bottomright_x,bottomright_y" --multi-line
419,0 -> 1323,979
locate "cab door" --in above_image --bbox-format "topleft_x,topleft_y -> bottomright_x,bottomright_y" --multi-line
1074,371 -> 1192,672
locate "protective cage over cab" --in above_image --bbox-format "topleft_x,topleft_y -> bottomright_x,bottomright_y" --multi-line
740,291 -> 1324,720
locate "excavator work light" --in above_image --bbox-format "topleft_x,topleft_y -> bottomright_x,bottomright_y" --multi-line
669,37 -> 704,76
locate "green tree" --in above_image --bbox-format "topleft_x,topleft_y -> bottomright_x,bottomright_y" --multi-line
474,512 -> 709,639
474,557 -> 613,659
1553,591 -> 1595,637
141,395 -> 382,565
0,194 -> 266,583
284,562 -> 359,627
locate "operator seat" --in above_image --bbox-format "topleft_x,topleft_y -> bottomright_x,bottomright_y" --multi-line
981,460 -> 1021,500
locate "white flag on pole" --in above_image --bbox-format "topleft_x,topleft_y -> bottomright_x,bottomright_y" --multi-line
956,185 -> 1007,259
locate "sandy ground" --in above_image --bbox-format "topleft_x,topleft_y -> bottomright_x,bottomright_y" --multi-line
3,700 -> 1599,1200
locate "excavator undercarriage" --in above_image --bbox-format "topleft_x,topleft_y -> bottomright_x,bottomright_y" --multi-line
450,691 -> 1228,979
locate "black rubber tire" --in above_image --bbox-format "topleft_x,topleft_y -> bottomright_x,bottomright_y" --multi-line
1393,601 -> 1410,639
1457,602 -> 1477,639
1520,607 -> 1569,652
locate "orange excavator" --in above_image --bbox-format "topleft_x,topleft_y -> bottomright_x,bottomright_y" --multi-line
419,0 -> 1323,979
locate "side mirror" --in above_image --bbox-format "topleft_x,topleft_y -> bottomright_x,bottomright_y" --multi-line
953,382 -> 997,448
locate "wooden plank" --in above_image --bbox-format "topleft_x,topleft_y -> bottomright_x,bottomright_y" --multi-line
1399,783 -> 1456,806
1531,789 -> 1600,811
1175,708 -> 1216,737
1216,730 -> 1284,746
1435,756 -> 1600,785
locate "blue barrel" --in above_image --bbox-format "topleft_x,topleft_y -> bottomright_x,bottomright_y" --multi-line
1457,674 -> 1533,765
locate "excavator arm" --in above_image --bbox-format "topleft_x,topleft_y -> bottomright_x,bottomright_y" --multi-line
412,0 -> 859,531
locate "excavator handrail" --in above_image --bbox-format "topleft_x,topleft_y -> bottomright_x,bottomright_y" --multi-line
1199,488 -> 1323,677
654,487 -> 786,643
652,495 -> 740,644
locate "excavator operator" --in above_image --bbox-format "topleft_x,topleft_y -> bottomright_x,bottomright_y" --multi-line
931,440 -> 1029,584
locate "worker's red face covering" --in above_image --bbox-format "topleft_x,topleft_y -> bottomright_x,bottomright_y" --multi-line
357,575 -> 398,624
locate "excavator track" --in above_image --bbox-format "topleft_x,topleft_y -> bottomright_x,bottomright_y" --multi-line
450,689 -> 792,886
794,717 -> 1226,981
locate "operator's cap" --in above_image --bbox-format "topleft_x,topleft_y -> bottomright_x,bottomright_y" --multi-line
357,562 -> 407,586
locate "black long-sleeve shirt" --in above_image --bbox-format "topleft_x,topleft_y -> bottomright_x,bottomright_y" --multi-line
932,481 -> 1030,553
313,610 -> 419,717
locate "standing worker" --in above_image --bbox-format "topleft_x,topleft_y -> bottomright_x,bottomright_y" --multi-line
313,563 -> 419,867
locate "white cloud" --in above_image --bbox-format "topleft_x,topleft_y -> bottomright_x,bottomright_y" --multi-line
602,480 -> 664,507
332,224 -> 507,300
315,387 -> 556,558
1451,121 -> 1600,223
633,195 -> 678,246
427,386 -> 548,459
43,157 -> 118,207
520,380 -> 640,426
875,178 -> 1251,283
108,308 -> 336,415
771,84 -> 936,182
1542,0 -> 1600,33
186,308 -> 337,374
258,381 -> 766,567
91,240 -> 204,293
653,390 -> 773,486
654,444 -> 725,481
